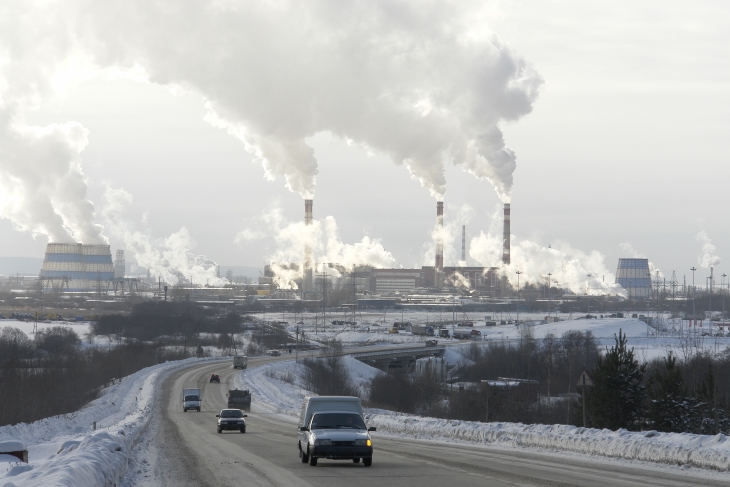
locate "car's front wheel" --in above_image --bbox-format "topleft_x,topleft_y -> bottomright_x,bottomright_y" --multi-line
308,449 -> 317,466
300,444 -> 308,463
217,428 -> 221,434
352,458 -> 361,464
240,428 -> 246,434
363,458 -> 372,467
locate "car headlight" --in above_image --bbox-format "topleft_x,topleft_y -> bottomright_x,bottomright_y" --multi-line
355,439 -> 373,447
314,439 -> 332,446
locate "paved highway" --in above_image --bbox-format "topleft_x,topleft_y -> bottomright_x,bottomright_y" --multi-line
144,356 -> 725,487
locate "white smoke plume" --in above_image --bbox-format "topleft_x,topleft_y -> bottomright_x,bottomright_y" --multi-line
0,115 -> 106,244
0,2 -> 540,249
470,205 -> 625,295
422,203 -> 475,267
236,208 -> 397,289
697,231 -> 721,268
102,187 -> 225,286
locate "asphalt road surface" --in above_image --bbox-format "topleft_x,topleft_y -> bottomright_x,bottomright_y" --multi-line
149,356 -> 726,487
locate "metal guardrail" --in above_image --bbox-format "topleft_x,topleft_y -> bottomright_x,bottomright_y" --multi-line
350,345 -> 445,359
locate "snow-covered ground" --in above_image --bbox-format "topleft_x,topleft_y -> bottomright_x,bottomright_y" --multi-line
237,357 -> 730,473
0,356 -> 227,486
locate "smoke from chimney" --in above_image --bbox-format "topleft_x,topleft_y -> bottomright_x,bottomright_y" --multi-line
502,203 -> 510,265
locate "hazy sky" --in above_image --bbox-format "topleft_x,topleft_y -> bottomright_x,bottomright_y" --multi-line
0,0 -> 727,288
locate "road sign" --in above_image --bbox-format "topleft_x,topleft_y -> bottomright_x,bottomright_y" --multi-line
577,369 -> 594,388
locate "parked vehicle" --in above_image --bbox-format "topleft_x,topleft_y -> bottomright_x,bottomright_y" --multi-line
183,388 -> 201,412
227,389 -> 251,412
216,409 -> 247,433
425,339 -> 439,347
297,396 -> 374,467
439,328 -> 450,338
268,350 -> 282,356
209,374 -> 221,383
233,355 -> 248,369
485,320 -> 498,326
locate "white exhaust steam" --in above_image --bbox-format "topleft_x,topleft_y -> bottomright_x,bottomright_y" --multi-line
0,1 -> 540,245
697,231 -> 721,269
236,208 -> 396,289
102,187 -> 225,286
470,205 -> 625,295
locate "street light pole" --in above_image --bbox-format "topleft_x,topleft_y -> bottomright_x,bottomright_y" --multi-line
516,271 -> 522,324
547,273 -> 552,318
691,267 -> 697,321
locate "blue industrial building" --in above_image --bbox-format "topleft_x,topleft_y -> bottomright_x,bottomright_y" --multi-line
41,243 -> 115,292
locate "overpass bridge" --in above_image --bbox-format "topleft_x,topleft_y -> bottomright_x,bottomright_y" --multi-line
350,345 -> 445,371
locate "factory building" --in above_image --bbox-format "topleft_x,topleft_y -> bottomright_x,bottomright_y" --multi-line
370,268 -> 425,293
41,243 -> 115,292
443,266 -> 498,290
615,258 -> 652,299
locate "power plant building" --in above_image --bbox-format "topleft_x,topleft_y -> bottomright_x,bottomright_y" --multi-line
41,243 -> 115,292
615,258 -> 652,298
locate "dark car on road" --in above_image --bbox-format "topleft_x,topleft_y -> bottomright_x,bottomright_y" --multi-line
209,374 -> 221,383
216,409 -> 247,433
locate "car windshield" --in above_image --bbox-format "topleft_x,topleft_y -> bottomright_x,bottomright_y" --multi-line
184,395 -> 199,401
221,410 -> 243,418
310,413 -> 366,430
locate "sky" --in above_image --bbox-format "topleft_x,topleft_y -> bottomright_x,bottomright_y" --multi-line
0,0 -> 727,290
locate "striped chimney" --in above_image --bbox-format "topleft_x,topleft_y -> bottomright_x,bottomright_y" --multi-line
502,203 -> 510,265
435,201 -> 444,271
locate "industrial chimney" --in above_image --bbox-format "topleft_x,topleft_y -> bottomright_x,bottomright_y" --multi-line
435,201 -> 444,288
303,199 -> 314,292
461,225 -> 466,264
502,203 -> 510,265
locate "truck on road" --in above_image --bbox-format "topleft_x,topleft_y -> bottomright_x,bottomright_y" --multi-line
227,389 -> 251,412
452,328 -> 482,340
411,325 -> 435,336
233,355 -> 248,369
183,388 -> 201,412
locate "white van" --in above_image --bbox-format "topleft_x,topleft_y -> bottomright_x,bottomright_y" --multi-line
297,396 -> 374,467
298,396 -> 363,430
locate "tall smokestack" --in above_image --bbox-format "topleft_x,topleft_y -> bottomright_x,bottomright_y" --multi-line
303,199 -> 314,292
502,203 -> 510,265
435,201 -> 444,289
435,202 -> 444,271
461,225 -> 466,264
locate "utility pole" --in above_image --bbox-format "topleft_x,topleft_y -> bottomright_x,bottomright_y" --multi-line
547,273 -> 552,318
722,274 -> 727,325
691,267 -> 697,320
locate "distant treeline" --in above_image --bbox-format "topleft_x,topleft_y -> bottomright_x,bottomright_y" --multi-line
305,329 -> 730,435
91,301 -> 249,341
0,326 -> 191,427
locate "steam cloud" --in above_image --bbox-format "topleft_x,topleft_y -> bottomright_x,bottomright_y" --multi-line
697,231 -> 721,268
0,2 -> 540,247
236,208 -> 396,289
469,206 -> 625,295
102,187 -> 224,286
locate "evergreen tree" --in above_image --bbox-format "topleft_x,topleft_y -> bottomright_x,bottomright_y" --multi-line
586,329 -> 646,430
647,352 -> 694,432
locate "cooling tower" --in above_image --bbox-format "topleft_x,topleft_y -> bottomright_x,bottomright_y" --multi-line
41,243 -> 114,292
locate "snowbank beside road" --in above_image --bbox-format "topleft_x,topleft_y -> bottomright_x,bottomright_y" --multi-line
0,356 -> 226,486
240,357 -> 730,472
365,412 -> 730,471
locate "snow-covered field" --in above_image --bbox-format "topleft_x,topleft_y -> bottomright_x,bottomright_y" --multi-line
0,356 -> 227,486
237,357 -> 730,473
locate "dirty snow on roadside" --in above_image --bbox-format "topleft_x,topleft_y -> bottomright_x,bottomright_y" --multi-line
237,357 -> 730,473
0,357 -> 226,486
